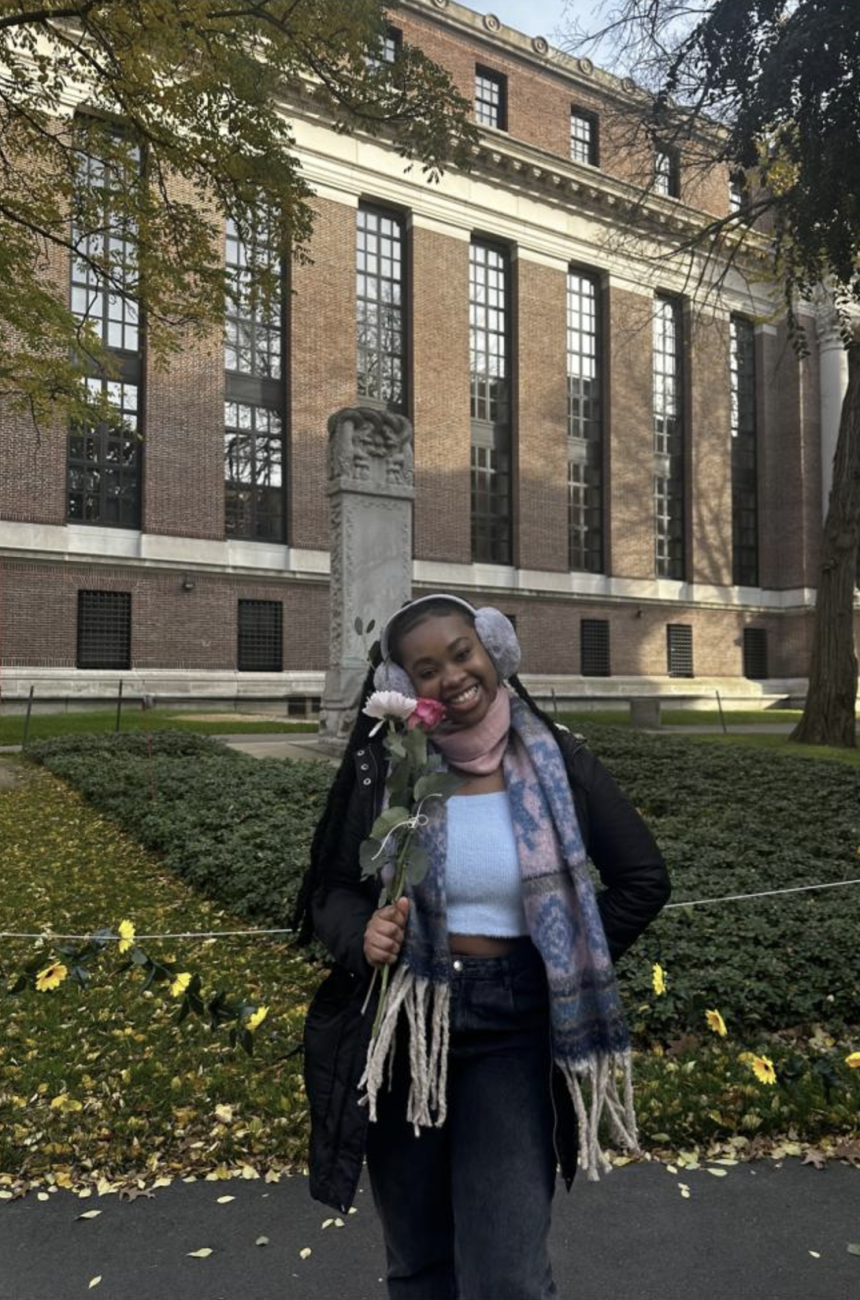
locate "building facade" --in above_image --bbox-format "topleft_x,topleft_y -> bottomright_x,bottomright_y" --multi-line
0,0 -> 849,709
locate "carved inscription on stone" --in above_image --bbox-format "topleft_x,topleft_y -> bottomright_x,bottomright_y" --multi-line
326,407 -> 414,490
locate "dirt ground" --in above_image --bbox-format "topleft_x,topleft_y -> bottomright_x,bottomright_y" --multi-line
0,756 -> 26,789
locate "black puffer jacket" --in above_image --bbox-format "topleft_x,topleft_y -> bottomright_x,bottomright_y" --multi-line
304,729 -> 670,1212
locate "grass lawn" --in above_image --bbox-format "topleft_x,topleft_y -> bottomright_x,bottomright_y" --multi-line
556,708 -> 806,729
2,733 -> 859,1195
1,707 -> 822,749
0,711 -> 316,746
681,731 -> 860,768
0,760 -> 319,1195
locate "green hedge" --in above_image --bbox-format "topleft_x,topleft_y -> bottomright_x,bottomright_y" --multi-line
29,727 -> 860,1038
27,733 -> 333,929
578,724 -> 860,1037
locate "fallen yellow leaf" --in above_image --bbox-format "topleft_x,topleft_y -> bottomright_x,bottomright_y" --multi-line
187,1248 -> 213,1259
88,1279 -> 102,1291
299,1248 -> 312,1260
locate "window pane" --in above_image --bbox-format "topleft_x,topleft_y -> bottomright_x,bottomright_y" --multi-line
570,111 -> 596,165
581,619 -> 610,676
667,624 -> 694,677
653,297 -> 684,579
77,590 -> 131,669
225,213 -> 282,379
67,378 -> 140,528
71,124 -> 139,352
224,401 -> 285,542
475,68 -> 505,129
731,317 -> 758,585
238,599 -> 283,671
356,207 -> 404,409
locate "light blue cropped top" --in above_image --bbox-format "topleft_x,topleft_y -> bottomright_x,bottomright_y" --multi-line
445,791 -> 528,937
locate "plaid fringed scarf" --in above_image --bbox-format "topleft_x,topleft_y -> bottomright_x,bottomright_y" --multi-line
359,694 -> 638,1180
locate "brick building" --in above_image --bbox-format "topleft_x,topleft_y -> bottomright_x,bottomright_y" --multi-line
0,0 -> 850,710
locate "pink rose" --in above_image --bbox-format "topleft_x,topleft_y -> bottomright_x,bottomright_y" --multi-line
406,698 -> 447,731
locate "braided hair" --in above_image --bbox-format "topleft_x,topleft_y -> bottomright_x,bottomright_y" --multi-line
292,665 -> 378,945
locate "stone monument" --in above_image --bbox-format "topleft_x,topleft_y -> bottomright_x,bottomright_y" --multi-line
318,407 -> 415,752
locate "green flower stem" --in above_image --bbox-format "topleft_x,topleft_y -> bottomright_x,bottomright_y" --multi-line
370,831 -> 413,1039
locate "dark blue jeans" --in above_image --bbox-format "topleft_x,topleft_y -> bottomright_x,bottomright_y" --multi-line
366,939 -> 558,1300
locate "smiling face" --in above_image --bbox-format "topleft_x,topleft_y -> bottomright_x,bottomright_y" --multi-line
396,612 -> 500,730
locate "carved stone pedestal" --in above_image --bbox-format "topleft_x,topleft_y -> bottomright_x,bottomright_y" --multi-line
318,408 -> 415,754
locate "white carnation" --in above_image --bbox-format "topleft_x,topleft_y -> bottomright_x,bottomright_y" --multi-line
362,690 -> 417,736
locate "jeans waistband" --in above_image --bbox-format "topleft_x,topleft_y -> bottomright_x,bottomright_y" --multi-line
449,936 -> 541,978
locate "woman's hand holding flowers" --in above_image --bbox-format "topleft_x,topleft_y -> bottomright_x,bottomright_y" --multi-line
364,897 -> 410,969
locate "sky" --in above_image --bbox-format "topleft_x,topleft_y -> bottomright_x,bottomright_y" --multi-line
464,0 -> 608,46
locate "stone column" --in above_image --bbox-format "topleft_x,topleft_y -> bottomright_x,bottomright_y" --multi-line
318,407 -> 415,753
814,297 -> 849,522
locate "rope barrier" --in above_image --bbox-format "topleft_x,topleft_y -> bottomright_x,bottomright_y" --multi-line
1,876 -> 860,943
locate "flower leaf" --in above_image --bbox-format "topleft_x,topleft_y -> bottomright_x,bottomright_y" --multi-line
405,845 -> 430,886
359,837 -> 385,879
403,726 -> 428,768
414,772 -> 463,802
369,806 -> 411,843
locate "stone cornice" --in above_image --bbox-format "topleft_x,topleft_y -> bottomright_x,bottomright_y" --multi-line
401,0 -> 730,151
284,73 -> 770,281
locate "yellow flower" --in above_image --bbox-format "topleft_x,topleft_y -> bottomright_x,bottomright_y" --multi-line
117,919 -> 135,955
169,972 -> 192,998
35,962 -> 68,992
845,1052 -> 860,1069
705,1009 -> 727,1038
245,1005 -> 269,1033
747,1054 -> 777,1086
651,963 -> 666,997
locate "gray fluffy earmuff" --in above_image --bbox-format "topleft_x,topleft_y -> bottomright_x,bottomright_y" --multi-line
373,594 -> 521,693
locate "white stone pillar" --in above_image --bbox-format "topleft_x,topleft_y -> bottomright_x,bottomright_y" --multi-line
814,301 -> 849,521
318,407 -> 415,752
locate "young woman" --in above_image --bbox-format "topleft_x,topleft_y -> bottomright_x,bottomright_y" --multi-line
298,594 -> 670,1300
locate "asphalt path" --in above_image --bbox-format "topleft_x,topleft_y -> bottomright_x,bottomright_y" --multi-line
1,1159 -> 859,1300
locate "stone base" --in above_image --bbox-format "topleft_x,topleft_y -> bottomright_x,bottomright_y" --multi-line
318,665 -> 368,754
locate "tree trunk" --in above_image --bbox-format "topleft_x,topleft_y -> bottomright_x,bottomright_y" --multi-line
790,342 -> 860,747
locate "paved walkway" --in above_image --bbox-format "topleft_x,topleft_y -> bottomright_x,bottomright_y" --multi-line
217,723 -> 810,764
1,1159 -> 858,1300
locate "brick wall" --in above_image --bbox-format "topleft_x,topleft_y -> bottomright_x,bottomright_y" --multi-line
0,561 -> 330,670
411,224 -> 471,563
412,584 -> 808,679
396,7 -> 732,217
758,323 -> 822,589
144,191 -> 225,537
0,230 -> 70,526
605,285 -> 654,579
514,256 -> 568,571
289,197 -> 356,551
688,310 -> 732,585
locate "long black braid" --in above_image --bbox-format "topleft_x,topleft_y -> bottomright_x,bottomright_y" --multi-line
508,673 -> 568,744
292,665 -> 378,946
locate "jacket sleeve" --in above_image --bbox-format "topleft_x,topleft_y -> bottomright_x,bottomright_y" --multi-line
566,740 -> 671,964
310,767 -> 379,981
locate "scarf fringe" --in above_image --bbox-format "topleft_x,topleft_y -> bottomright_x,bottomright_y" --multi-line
361,967 -> 638,1182
359,967 -> 450,1134
560,1049 -> 639,1181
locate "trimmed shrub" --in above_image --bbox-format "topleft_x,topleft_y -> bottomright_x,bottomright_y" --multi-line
30,726 -> 860,1036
